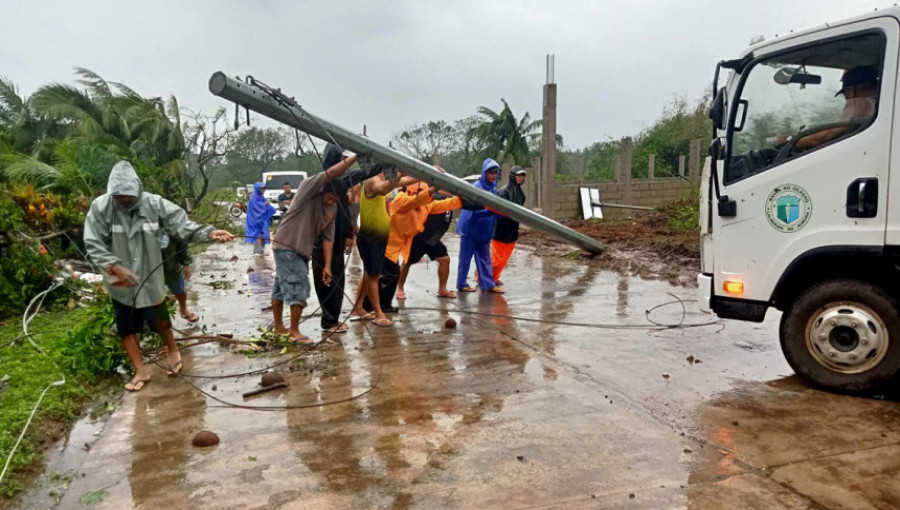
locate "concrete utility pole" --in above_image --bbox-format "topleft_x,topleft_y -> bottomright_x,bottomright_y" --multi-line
209,72 -> 604,254
541,54 -> 557,215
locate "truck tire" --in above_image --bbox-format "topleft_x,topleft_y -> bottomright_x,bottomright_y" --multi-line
780,279 -> 900,393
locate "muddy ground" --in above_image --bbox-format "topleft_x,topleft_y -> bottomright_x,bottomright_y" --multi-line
518,204 -> 700,287
16,234 -> 900,509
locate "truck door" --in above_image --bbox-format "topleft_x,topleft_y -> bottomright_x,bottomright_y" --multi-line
714,19 -> 898,304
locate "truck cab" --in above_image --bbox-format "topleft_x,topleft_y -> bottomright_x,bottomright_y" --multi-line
699,8 -> 900,393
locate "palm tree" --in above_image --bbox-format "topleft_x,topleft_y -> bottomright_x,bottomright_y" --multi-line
1,69 -> 191,199
471,99 -> 563,166
0,77 -> 69,160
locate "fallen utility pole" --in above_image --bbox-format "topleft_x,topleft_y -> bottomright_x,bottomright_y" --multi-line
208,72 -> 604,254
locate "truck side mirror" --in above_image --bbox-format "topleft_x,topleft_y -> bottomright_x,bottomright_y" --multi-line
709,87 -> 727,131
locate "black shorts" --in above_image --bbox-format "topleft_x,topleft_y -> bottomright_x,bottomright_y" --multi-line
407,238 -> 448,265
357,236 -> 387,276
112,300 -> 171,337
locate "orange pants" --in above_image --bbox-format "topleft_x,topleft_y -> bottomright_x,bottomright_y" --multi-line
491,240 -> 516,281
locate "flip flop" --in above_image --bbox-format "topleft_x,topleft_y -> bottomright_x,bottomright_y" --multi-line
486,287 -> 506,294
290,335 -> 315,346
326,324 -> 348,334
372,318 -> 393,327
125,378 -> 150,392
180,312 -> 200,323
167,360 -> 183,376
350,312 -> 374,322
396,290 -> 407,299
438,291 -> 458,299
458,287 -> 477,293
496,280 -> 504,286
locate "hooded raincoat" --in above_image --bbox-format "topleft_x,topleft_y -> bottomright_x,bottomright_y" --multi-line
245,182 -> 276,244
493,166 -> 526,243
455,159 -> 500,291
455,158 -> 501,243
83,161 -> 213,308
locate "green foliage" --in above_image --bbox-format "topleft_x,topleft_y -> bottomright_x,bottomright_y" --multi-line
57,300 -> 123,377
0,306 -> 117,498
667,200 -> 700,231
471,99 -> 554,167
0,69 -> 196,206
0,187 -> 83,316
631,95 -> 711,178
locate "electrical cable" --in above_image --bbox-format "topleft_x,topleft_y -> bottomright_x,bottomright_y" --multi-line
0,378 -> 66,487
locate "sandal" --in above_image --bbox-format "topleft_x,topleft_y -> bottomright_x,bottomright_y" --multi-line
167,360 -> 183,376
372,318 -> 393,328
180,311 -> 200,323
396,290 -> 407,299
458,287 -> 477,293
350,312 -> 374,322
290,335 -> 315,346
486,287 -> 506,294
325,324 -> 348,334
125,377 -> 150,392
437,291 -> 458,299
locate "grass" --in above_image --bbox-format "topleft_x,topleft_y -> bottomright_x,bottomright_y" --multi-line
0,305 -> 119,500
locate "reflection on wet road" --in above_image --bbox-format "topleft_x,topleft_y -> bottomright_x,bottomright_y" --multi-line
55,238 -> 900,509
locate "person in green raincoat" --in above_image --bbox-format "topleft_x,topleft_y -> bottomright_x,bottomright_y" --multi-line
83,161 -> 233,392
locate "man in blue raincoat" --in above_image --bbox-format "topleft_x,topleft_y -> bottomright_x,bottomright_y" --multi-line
246,182 -> 276,256
455,158 -> 504,294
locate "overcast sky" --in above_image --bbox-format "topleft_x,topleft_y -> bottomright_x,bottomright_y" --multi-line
1,0 -> 890,149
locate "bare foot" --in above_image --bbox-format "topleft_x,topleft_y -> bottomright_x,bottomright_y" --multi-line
272,326 -> 290,335
438,290 -> 457,299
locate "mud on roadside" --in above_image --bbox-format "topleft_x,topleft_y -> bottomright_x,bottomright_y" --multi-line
518,206 -> 700,287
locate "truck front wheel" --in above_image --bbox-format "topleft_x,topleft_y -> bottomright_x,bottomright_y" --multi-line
780,279 -> 900,393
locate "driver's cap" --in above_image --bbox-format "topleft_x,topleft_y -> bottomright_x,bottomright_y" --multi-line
836,66 -> 879,96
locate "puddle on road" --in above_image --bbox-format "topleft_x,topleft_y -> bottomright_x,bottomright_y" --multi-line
16,414 -> 107,509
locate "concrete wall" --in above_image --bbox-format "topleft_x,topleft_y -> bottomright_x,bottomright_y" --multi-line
550,178 -> 695,221
524,136 -> 701,222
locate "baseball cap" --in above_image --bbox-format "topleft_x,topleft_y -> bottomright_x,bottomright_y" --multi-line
836,66 -> 879,96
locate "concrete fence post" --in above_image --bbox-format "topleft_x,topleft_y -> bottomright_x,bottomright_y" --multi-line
531,156 -> 542,210
621,137 -> 633,204
576,155 -> 585,185
689,139 -> 702,177
614,155 -> 622,184
648,153 -> 655,180
678,155 -> 686,177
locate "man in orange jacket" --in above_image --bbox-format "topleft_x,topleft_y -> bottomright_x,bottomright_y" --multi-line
380,178 -> 462,308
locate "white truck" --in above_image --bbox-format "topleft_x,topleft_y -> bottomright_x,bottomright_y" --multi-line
262,171 -> 307,217
699,7 -> 900,393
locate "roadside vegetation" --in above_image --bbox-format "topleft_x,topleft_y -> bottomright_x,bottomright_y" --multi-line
0,69 -> 242,500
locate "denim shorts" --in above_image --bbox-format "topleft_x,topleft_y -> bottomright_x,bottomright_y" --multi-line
271,249 -> 310,307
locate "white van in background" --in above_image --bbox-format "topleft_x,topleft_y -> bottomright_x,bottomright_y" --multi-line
262,171 -> 307,216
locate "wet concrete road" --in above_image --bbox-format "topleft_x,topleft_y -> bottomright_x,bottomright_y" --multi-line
54,238 -> 900,509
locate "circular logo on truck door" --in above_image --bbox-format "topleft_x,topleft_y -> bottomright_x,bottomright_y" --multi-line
765,184 -> 812,233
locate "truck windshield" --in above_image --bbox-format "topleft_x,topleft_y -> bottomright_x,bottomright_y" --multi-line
264,174 -> 305,190
726,32 -> 885,183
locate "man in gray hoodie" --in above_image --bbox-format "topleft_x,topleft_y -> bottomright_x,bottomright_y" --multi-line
84,161 -> 233,391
